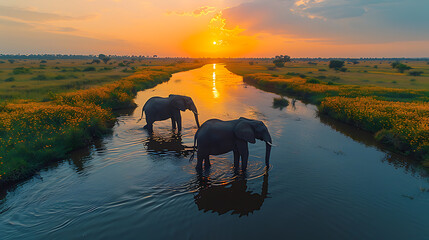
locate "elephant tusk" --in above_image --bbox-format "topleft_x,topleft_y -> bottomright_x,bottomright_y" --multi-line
266,141 -> 276,147
192,110 -> 199,115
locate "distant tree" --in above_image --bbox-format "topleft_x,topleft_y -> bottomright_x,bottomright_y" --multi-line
91,59 -> 101,64
8,59 -> 15,64
392,63 -> 412,73
12,67 -> 30,74
4,77 -> 15,82
391,61 -> 400,69
408,71 -> 423,76
329,60 -> 345,70
83,66 -> 96,72
40,60 -> 47,63
249,61 -> 254,65
273,55 -> 291,68
98,54 -> 110,64
153,55 -> 158,58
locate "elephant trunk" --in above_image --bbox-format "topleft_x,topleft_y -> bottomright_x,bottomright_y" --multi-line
194,112 -> 200,128
264,134 -> 272,168
189,102 -> 200,128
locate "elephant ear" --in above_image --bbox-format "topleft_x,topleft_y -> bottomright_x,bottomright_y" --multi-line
169,95 -> 186,111
234,121 -> 256,143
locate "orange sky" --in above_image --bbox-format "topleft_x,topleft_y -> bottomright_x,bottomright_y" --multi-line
0,0 -> 428,57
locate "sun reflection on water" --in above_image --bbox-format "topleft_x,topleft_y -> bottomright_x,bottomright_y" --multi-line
212,64 -> 219,98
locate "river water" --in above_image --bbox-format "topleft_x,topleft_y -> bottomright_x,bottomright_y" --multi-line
1,64 -> 429,239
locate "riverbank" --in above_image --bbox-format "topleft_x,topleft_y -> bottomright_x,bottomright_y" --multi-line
225,64 -> 429,164
0,63 -> 204,186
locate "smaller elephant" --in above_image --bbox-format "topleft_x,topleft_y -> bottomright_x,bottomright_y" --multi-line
138,94 -> 200,133
192,117 -> 273,171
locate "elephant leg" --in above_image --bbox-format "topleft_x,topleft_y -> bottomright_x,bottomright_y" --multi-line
237,141 -> 249,171
171,117 -> 176,129
233,149 -> 240,169
176,114 -> 182,132
196,151 -> 204,170
145,119 -> 154,133
204,157 -> 211,168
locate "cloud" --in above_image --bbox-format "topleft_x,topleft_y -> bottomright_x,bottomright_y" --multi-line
223,0 -> 429,44
167,6 -> 216,17
56,27 -> 79,32
0,5 -> 93,22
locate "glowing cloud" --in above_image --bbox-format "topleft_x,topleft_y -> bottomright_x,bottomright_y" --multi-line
166,6 -> 216,17
182,12 -> 258,57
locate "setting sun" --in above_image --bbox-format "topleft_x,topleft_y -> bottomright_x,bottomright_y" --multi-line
213,41 -> 217,45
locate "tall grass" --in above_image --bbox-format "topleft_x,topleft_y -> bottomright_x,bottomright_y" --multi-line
0,63 -> 203,185
235,72 -> 428,163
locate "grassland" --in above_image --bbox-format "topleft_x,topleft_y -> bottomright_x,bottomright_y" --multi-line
226,60 -> 429,164
0,58 -> 194,101
0,59 -> 204,186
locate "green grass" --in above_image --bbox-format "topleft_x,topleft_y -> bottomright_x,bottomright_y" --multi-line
226,60 -> 429,90
0,59 -> 205,186
0,59 -> 192,101
225,60 -> 429,164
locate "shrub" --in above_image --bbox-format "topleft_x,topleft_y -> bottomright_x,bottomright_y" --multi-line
8,59 -> 15,64
267,66 -> 276,71
272,97 -> 289,110
40,60 -> 47,63
327,81 -> 334,85
0,60 -> 5,64
83,67 -> 96,72
409,71 -> 423,76
286,72 -> 307,78
249,61 -> 254,65
329,60 -> 345,70
32,74 -> 48,80
318,69 -> 327,71
374,65 -> 378,69
13,67 -> 31,74
4,77 -> 15,82
306,78 -> 320,84
339,67 -> 347,72
391,81 -> 397,84
54,75 -> 67,80
410,79 -> 416,82
308,62 -> 317,65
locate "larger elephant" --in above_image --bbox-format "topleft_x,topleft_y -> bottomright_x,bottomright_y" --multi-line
138,94 -> 200,133
193,117 -> 272,171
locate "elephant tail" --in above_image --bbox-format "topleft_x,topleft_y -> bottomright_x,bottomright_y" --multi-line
189,128 -> 199,162
136,102 -> 148,123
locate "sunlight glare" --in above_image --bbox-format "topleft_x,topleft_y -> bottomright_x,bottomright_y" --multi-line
212,70 -> 219,98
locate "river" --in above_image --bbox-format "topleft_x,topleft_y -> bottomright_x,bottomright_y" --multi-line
1,64 -> 429,239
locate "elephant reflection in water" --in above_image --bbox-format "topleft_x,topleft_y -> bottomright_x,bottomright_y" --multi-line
194,172 -> 269,217
144,133 -> 194,157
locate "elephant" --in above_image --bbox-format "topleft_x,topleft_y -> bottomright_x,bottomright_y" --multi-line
192,117 -> 272,171
194,172 -> 269,216
138,94 -> 200,133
